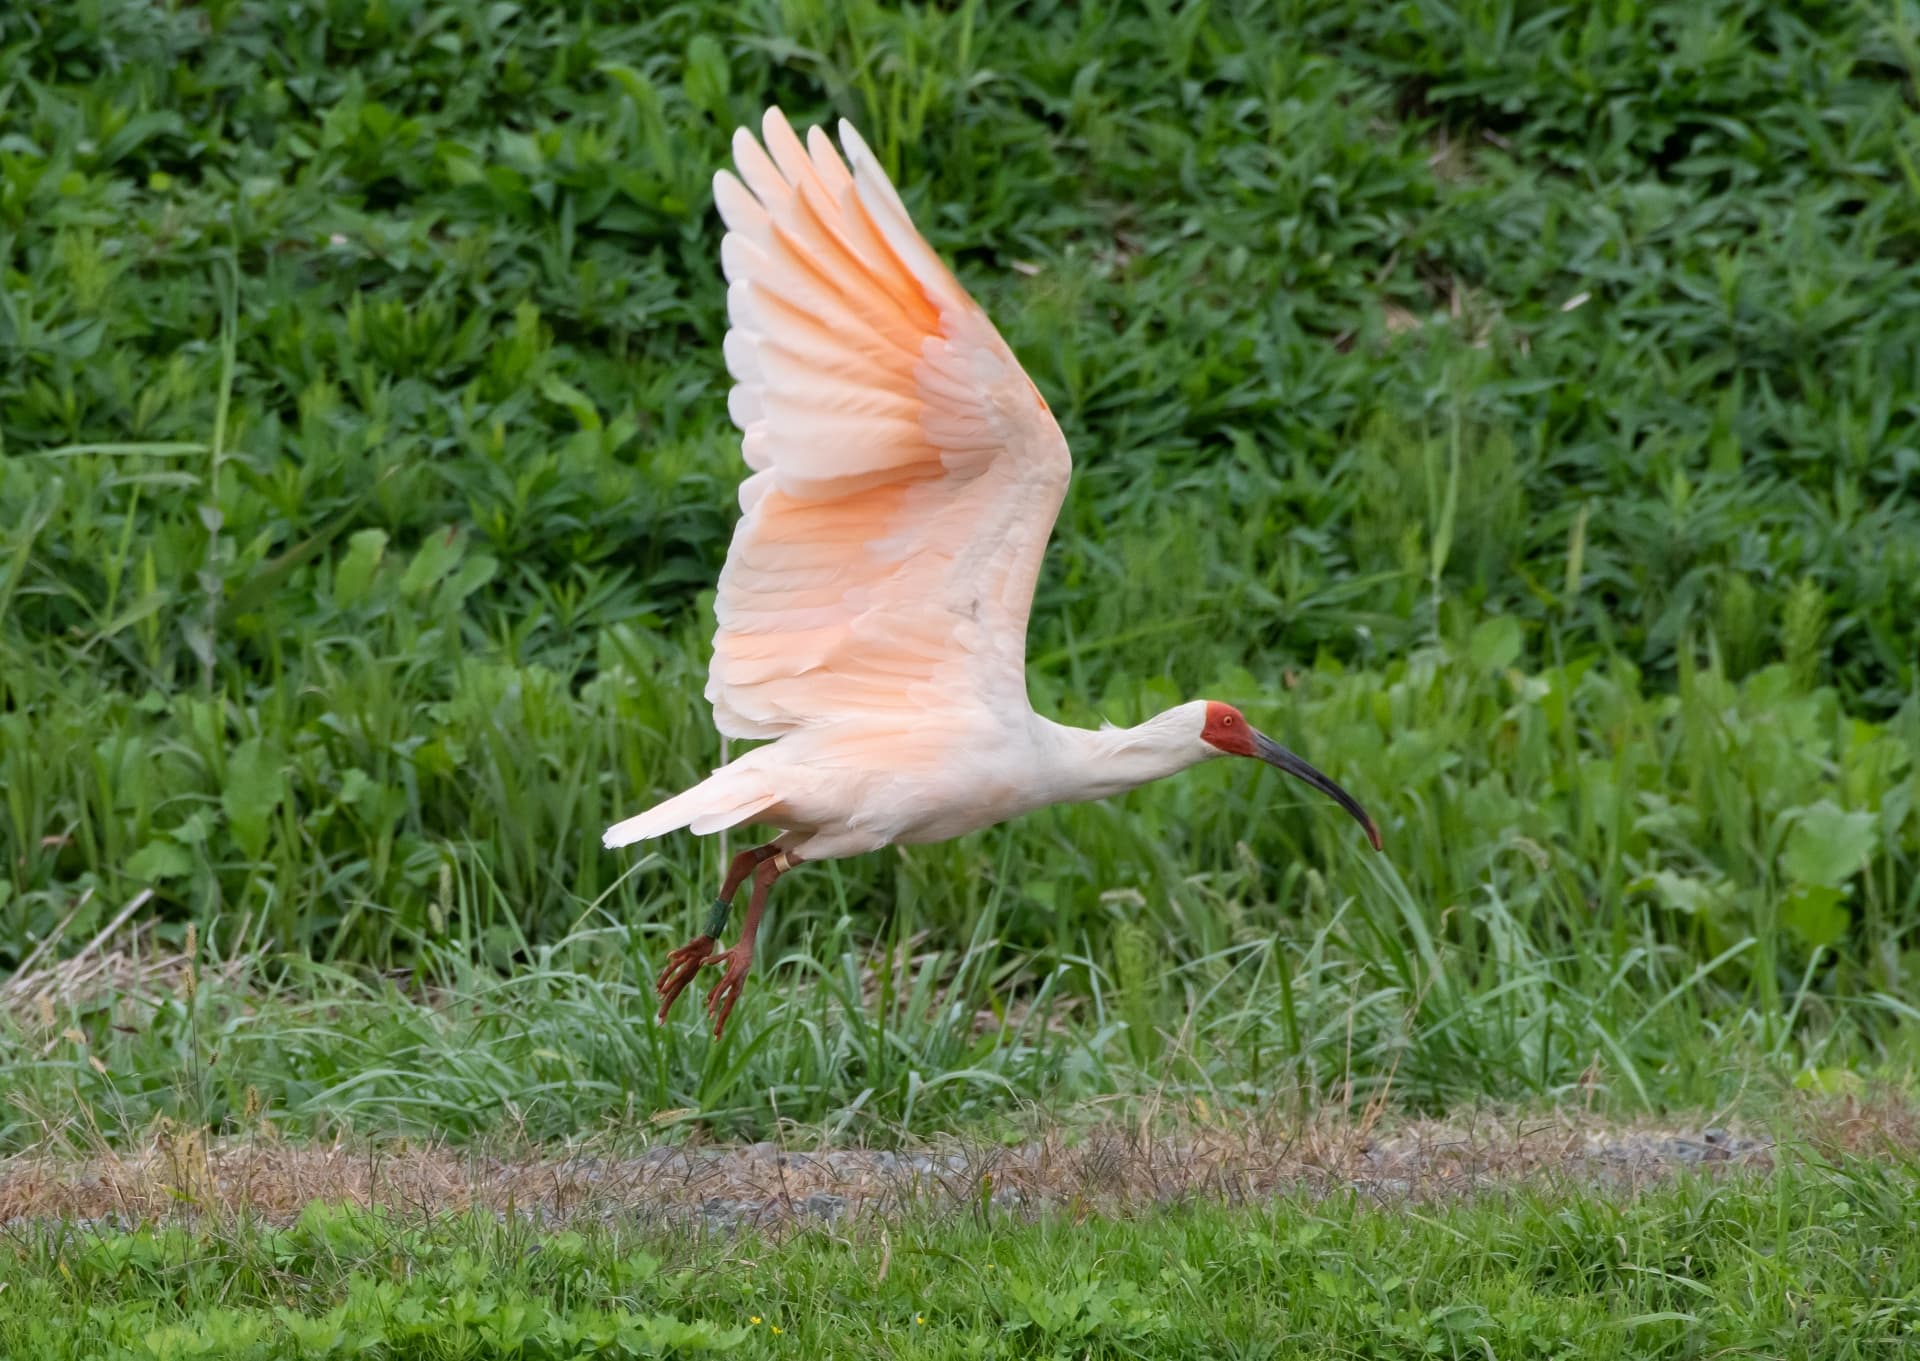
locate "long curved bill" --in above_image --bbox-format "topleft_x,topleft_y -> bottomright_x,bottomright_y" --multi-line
1252,730 -> 1383,852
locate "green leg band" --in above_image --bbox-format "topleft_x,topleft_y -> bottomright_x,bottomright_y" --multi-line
702,897 -> 732,940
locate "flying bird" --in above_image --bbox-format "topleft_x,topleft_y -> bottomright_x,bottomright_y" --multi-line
605,108 -> 1381,1037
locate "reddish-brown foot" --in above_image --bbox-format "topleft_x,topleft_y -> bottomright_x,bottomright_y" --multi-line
703,945 -> 755,1038
655,935 -> 716,1023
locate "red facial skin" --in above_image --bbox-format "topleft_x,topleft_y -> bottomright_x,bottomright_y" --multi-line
1197,700 -> 1384,852
1200,701 -> 1257,756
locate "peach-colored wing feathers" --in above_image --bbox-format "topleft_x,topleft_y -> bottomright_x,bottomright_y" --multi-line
705,109 -> 1071,739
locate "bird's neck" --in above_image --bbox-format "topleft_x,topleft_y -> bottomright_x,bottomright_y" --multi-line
1034,707 -> 1212,806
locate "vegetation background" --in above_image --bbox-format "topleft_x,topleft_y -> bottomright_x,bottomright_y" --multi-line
6,2 -> 1920,1356
3,0 -> 1918,1152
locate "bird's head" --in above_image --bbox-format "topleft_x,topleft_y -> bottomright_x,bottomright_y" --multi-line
1197,701 -> 1383,852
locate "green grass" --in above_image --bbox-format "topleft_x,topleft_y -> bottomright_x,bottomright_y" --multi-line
5,855 -> 1916,1153
6,1154 -> 1920,1358
3,0 -> 1920,1147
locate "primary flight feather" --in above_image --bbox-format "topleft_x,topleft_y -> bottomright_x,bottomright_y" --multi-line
606,108 -> 1381,1036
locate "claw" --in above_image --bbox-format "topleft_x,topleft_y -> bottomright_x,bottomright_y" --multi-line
704,946 -> 754,1038
655,934 -> 717,1022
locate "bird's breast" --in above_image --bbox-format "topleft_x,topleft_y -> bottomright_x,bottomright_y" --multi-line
887,776 -> 1039,845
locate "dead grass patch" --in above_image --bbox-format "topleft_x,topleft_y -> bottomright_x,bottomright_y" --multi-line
4,1092 -> 1913,1233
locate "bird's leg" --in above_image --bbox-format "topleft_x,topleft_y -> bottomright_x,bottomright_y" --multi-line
703,849 -> 801,1038
655,843 -> 780,1022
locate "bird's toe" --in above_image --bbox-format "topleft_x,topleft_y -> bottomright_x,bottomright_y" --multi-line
704,950 -> 754,1037
655,934 -> 719,1018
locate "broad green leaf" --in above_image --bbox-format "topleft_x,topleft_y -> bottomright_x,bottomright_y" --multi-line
682,34 -> 731,117
538,374 -> 601,431
1781,801 -> 1877,888
1781,883 -> 1849,949
400,527 -> 463,595
1793,1065 -> 1865,1096
223,738 -> 287,861
334,528 -> 387,606
1638,870 -> 1733,918
632,1312 -> 748,1351
126,840 -> 193,882
438,554 -> 497,609
1468,616 -> 1523,673
338,768 -> 376,809
601,62 -> 663,116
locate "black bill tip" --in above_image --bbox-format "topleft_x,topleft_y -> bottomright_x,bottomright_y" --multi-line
1251,730 -> 1383,852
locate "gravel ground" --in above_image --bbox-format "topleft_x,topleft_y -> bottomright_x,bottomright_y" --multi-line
0,1113 -> 1813,1236
591,1123 -> 1774,1233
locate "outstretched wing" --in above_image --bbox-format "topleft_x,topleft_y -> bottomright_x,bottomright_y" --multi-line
705,108 -> 1071,739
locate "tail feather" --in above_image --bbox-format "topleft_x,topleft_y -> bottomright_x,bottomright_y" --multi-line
602,769 -> 780,849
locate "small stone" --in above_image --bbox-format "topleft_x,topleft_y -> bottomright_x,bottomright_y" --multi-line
799,1192 -> 845,1221
1663,1138 -> 1707,1164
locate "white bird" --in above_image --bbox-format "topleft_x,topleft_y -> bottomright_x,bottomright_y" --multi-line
605,107 -> 1381,1037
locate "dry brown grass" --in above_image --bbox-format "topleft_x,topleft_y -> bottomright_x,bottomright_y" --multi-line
1,892 -> 254,1029
5,1093 -> 1912,1233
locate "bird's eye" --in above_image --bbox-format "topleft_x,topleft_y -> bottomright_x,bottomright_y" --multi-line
1222,716 -> 1234,726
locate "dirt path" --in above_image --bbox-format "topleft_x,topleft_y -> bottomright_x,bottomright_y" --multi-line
2,1109 -> 1852,1234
